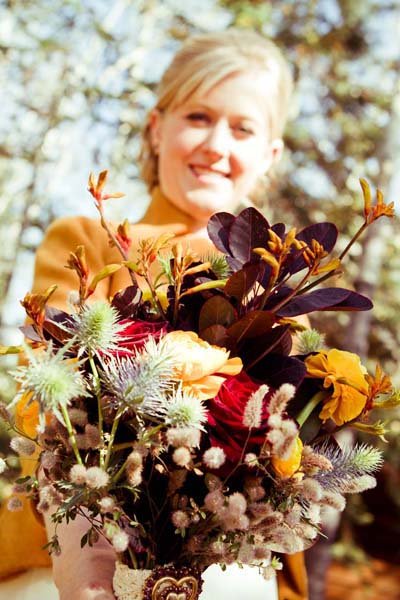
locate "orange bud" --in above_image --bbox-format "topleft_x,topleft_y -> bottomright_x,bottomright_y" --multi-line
360,178 -> 372,219
115,219 -> 132,254
66,245 -> 89,281
20,285 -> 57,329
87,170 -> 125,205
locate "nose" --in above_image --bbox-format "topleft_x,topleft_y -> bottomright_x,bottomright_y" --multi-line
202,120 -> 231,160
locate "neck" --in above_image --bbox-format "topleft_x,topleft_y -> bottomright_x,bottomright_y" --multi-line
140,187 -> 206,234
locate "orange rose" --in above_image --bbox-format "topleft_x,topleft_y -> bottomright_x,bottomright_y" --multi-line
271,436 -> 303,479
163,330 -> 242,400
305,349 -> 369,426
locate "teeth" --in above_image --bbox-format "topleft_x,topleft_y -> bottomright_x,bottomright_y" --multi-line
192,166 -> 228,178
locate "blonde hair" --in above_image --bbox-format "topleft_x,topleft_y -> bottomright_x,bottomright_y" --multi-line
140,29 -> 293,192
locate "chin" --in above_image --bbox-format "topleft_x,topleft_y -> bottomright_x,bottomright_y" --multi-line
186,189 -> 238,219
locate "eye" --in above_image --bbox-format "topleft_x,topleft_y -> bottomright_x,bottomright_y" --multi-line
185,112 -> 210,124
234,124 -> 255,137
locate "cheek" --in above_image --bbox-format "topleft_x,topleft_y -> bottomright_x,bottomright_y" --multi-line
232,144 -> 267,182
162,122 -> 204,163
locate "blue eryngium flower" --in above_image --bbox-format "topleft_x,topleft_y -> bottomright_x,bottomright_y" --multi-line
11,341 -> 87,430
100,337 -> 175,419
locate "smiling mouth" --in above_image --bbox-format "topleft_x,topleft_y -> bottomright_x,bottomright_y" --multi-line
189,165 -> 230,179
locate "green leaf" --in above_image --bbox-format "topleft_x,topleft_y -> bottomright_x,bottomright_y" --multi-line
0,345 -> 24,355
180,280 -> 226,297
123,260 -> 141,273
87,264 -> 122,295
351,420 -> 388,441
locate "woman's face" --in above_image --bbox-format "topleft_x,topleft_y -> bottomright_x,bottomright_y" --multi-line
150,71 -> 283,227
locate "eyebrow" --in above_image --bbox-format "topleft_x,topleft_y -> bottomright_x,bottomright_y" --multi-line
183,102 -> 260,124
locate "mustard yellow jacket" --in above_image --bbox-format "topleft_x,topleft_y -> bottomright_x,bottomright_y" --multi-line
0,189 -> 308,599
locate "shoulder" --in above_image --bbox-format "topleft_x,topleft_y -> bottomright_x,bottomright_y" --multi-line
44,215 -> 105,240
37,215 -> 110,259
38,216 -> 189,267
44,216 -> 186,241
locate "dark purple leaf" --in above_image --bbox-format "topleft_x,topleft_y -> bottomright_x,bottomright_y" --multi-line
19,324 -> 42,342
44,306 -> 72,323
43,320 -> 72,343
42,307 -> 75,343
249,355 -> 307,389
111,285 -> 142,318
240,325 -> 292,368
258,262 -> 274,291
276,288 -> 373,317
271,223 -> 286,238
199,324 -> 233,349
288,222 -> 338,275
321,291 -> 373,311
226,255 -> 245,271
228,208 -> 270,265
298,222 -> 338,251
207,212 -> 235,254
227,310 -> 276,344
199,296 -> 236,332
261,285 -> 293,311
225,263 -> 261,303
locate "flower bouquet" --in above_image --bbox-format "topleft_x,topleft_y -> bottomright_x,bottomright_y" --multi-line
0,173 -> 397,600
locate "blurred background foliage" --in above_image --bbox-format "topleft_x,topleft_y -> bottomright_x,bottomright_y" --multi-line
0,0 -> 399,594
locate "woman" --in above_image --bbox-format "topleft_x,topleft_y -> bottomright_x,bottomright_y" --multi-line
0,29 -> 308,599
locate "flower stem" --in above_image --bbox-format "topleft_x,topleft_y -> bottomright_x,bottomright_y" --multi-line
338,222 -> 368,261
103,409 -> 123,471
61,405 -> 83,465
89,353 -> 104,467
297,391 -> 326,427
269,268 -> 312,314
295,221 -> 369,298
96,202 -> 138,288
143,273 -> 166,319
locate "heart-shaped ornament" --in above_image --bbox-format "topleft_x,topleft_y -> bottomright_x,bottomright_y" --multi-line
151,575 -> 199,600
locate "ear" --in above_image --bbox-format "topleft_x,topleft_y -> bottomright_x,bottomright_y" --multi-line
260,138 -> 284,174
149,109 -> 163,154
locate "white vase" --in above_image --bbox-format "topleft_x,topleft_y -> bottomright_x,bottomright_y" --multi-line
113,561 -> 278,600
113,563 -> 153,600
113,562 -> 202,600
200,564 -> 278,600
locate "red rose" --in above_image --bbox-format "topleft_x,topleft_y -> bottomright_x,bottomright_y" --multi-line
207,372 -> 272,463
116,319 -> 169,356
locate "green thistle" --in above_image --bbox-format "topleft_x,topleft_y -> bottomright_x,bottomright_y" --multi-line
72,302 -> 126,356
314,442 -> 383,492
348,444 -> 383,474
11,342 -> 87,428
296,329 -> 325,355
166,385 -> 208,430
203,252 -> 231,279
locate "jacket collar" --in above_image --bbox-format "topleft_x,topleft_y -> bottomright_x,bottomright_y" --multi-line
139,186 -> 196,232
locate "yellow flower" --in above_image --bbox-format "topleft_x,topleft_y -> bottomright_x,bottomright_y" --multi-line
305,349 -> 369,426
141,288 -> 169,311
15,391 -> 38,438
271,436 -> 303,479
163,330 -> 242,400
